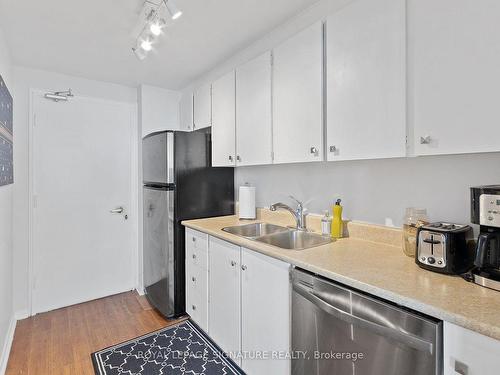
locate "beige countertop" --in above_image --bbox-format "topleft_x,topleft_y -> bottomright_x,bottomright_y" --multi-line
182,213 -> 500,341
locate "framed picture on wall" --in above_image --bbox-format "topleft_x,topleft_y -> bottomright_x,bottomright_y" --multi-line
0,74 -> 13,186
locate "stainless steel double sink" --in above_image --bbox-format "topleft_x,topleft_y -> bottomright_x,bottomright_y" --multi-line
222,222 -> 332,250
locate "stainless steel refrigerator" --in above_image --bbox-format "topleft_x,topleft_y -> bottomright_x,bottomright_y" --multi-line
143,129 -> 234,318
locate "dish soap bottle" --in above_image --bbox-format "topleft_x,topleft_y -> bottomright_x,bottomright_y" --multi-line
321,211 -> 332,236
331,199 -> 343,239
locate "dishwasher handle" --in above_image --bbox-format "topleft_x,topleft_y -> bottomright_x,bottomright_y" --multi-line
293,282 -> 435,355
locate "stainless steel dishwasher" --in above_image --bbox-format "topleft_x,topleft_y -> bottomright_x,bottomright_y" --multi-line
291,268 -> 442,375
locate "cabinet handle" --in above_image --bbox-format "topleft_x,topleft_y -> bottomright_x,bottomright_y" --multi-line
420,136 -> 431,145
310,147 -> 319,156
191,276 -> 196,282
454,360 -> 468,375
192,237 -> 196,242
192,305 -> 196,311
241,265 -> 247,271
192,254 -> 196,259
236,155 -> 241,162
230,260 -> 236,267
329,145 -> 337,153
228,155 -> 233,162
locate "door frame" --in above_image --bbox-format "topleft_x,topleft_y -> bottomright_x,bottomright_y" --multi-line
27,88 -> 139,316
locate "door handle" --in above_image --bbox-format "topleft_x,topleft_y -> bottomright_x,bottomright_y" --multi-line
110,206 -> 128,220
293,282 -> 434,354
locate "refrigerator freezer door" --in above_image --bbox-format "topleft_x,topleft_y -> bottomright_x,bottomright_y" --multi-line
143,131 -> 174,185
143,186 -> 175,317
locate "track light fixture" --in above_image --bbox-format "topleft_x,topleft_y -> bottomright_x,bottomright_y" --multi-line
165,0 -> 182,20
132,0 -> 183,60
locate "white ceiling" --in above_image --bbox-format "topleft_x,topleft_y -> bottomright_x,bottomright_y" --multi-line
0,0 -> 319,90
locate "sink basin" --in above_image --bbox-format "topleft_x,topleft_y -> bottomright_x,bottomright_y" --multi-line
256,230 -> 332,250
222,223 -> 289,239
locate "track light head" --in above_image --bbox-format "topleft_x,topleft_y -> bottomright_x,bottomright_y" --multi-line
165,0 -> 182,20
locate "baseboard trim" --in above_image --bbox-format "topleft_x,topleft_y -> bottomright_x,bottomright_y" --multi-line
0,317 -> 16,375
14,310 -> 29,321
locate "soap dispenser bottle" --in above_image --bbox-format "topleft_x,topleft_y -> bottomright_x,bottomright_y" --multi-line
321,210 -> 332,236
331,199 -> 343,239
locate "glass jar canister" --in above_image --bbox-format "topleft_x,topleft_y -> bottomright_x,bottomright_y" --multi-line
403,208 -> 429,257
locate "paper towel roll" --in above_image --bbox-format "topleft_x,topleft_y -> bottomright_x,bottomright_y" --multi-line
239,185 -> 256,220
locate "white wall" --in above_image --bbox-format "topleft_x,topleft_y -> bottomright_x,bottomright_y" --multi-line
0,25 -> 14,375
11,66 -> 138,316
236,153 -> 500,227
139,84 -> 181,137
182,0 -> 352,93
185,0 -> 500,229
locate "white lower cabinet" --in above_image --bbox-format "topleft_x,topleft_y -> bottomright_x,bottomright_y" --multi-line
444,322 -> 500,375
240,248 -> 291,375
185,229 -> 209,332
208,236 -> 291,374
208,237 -> 242,363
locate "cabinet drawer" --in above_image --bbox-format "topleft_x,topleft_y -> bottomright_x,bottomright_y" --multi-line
186,229 -> 208,270
186,265 -> 209,332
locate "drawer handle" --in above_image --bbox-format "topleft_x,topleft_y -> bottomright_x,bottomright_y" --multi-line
230,260 -> 236,267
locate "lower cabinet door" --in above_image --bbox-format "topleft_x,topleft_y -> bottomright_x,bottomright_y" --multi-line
444,321 -> 500,375
209,237 -> 241,364
241,247 -> 291,374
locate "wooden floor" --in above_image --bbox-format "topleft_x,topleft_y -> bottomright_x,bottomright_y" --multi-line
6,291 -> 182,375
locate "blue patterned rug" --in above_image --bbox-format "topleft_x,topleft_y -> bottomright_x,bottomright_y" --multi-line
92,319 -> 244,375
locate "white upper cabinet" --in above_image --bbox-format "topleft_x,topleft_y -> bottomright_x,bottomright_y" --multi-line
235,52 -> 273,166
212,71 -> 236,167
193,83 -> 212,130
326,0 -> 406,161
412,0 -> 500,156
179,91 -> 193,131
272,22 -> 324,164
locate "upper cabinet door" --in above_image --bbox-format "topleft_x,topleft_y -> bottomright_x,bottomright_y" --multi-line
273,22 -> 324,164
193,83 -> 212,130
179,92 -> 193,131
235,52 -> 273,166
326,0 -> 406,161
412,0 -> 500,156
212,71 -> 236,167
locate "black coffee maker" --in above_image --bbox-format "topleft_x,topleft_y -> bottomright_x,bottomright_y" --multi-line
470,185 -> 500,291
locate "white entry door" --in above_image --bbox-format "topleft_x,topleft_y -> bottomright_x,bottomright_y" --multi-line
31,91 -> 136,314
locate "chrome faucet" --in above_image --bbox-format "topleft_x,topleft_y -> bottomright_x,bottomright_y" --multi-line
270,196 -> 308,231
